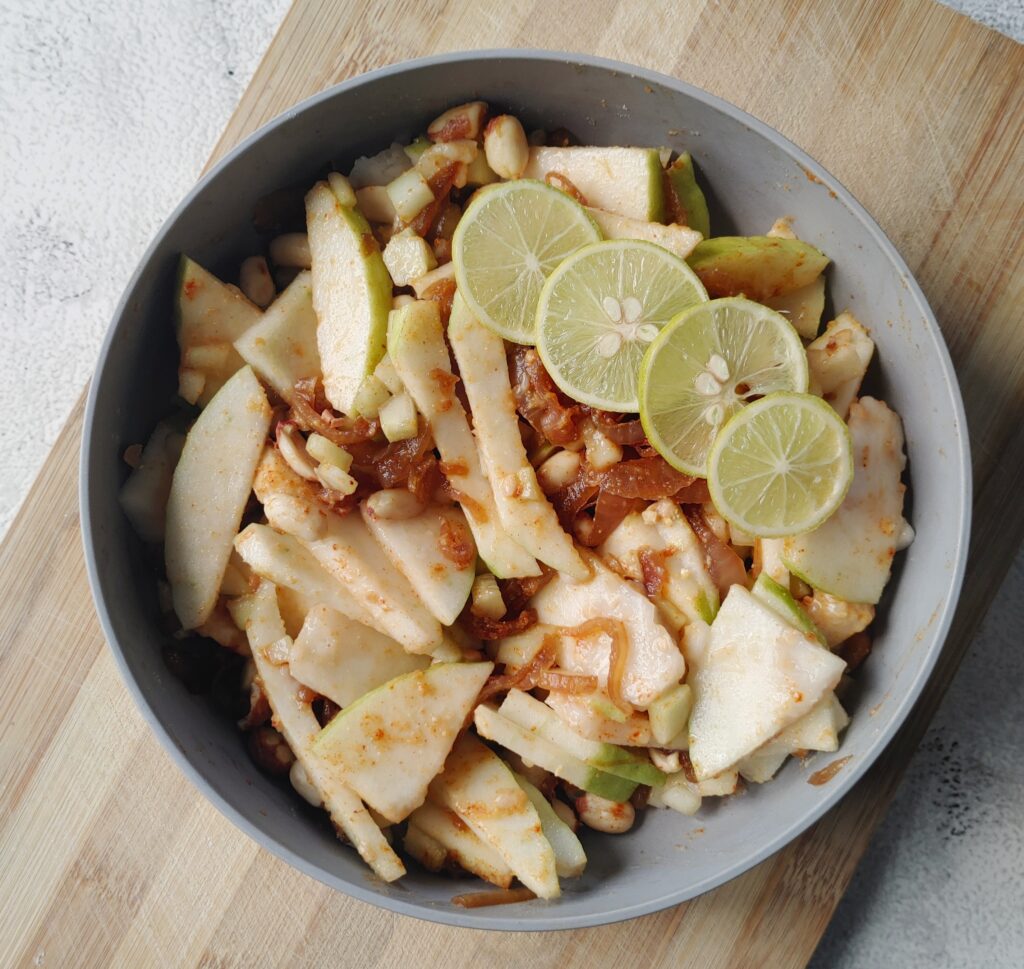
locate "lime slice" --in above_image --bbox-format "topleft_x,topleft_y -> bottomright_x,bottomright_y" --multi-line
453,180 -> 600,344
707,392 -> 852,538
535,239 -> 707,412
638,297 -> 808,475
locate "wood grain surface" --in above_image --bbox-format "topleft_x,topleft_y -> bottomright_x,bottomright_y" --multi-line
2,1 -> 1022,967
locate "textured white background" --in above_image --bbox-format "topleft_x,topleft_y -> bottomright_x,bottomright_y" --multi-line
1,1 -> 1021,966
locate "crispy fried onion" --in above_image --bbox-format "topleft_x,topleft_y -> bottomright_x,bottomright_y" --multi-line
463,606 -> 537,642
291,378 -> 378,446
600,457 -> 695,499
567,618 -> 632,714
509,346 -> 583,445
683,505 -> 749,595
452,887 -> 537,909
438,515 -> 475,568
477,638 -> 556,701
498,568 -> 554,616
638,547 -> 671,598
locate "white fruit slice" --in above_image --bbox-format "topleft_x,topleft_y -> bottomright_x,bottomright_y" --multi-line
783,398 -> 910,605
531,552 -> 686,709
176,257 -> 262,406
430,733 -> 559,899
387,300 -> 540,578
473,703 -> 637,803
233,523 -> 372,625
361,502 -> 475,625
305,181 -> 392,414
312,662 -> 492,823
165,366 -> 271,629
234,269 -> 321,403
228,581 -> 404,882
119,421 -> 184,544
307,514 -> 443,653
407,801 -> 513,888
523,146 -> 665,221
764,275 -> 826,341
737,693 -> 849,783
687,585 -> 846,779
806,312 -> 874,420
598,500 -> 718,628
544,690 -> 688,749
448,294 -> 586,578
586,207 -> 702,259
802,589 -> 875,648
499,689 -> 665,786
289,604 -> 429,707
403,823 -> 447,872
513,774 -> 587,879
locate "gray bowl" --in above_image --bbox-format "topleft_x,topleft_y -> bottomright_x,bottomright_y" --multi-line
81,50 -> 970,930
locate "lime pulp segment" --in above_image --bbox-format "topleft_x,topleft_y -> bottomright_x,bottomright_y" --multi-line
707,392 -> 853,538
638,297 -> 808,475
536,239 -> 708,412
452,180 -> 601,344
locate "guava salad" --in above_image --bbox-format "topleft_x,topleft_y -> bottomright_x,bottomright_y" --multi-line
120,100 -> 913,906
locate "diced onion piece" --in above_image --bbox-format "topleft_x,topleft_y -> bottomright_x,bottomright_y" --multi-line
379,392 -> 418,443
327,171 -> 356,207
471,574 -> 507,620
373,354 -> 404,394
410,261 -> 456,299
315,463 -> 358,495
351,374 -> 392,419
306,433 -> 352,471
386,168 -> 435,222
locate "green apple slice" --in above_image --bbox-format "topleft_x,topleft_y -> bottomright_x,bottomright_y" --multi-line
499,689 -> 665,787
666,152 -> 711,238
751,572 -> 827,646
234,269 -> 322,402
447,294 -> 586,579
647,684 -> 693,747
586,207 -> 702,259
531,552 -> 686,709
473,703 -> 637,803
688,585 -> 846,779
523,146 -> 665,221
737,692 -> 849,783
307,513 -> 443,653
686,236 -> 829,301
543,690 -> 688,749
312,661 -> 492,823
783,398 -> 910,605
361,502 -> 476,625
387,300 -> 540,578
513,775 -> 587,879
430,732 -> 559,899
234,523 -> 373,626
176,256 -> 262,406
290,604 -> 429,708
407,801 -> 514,888
165,366 -> 271,629
228,581 -> 405,882
305,180 -> 392,414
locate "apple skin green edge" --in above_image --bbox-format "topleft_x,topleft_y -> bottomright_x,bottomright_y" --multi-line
83,51 -> 969,931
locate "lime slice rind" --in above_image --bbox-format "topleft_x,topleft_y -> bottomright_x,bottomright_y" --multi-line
707,392 -> 853,538
453,180 -> 601,344
536,239 -> 708,412
638,297 -> 809,475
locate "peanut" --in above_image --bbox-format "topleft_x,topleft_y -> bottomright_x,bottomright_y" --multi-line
575,793 -> 635,834
484,115 -> 529,180
239,255 -> 275,307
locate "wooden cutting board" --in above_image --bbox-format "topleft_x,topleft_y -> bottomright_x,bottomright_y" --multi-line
1,1 -> 1021,966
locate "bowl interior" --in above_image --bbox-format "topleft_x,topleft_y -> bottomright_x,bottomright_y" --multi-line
82,52 -> 969,930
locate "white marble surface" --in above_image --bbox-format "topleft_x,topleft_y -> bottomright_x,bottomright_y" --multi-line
1,2 -> 1021,966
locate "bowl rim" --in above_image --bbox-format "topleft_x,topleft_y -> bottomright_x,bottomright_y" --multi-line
80,47 -> 972,931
